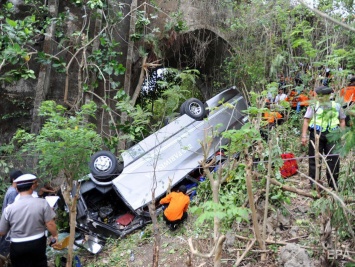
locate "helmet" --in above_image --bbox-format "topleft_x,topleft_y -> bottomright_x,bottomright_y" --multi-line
315,86 -> 333,95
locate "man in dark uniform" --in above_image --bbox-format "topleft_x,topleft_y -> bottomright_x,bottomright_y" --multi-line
2,170 -> 23,212
0,174 -> 58,267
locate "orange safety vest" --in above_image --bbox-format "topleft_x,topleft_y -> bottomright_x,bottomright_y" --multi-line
160,192 -> 190,221
263,111 -> 282,123
340,85 -> 355,103
286,90 -> 298,108
297,94 -> 310,106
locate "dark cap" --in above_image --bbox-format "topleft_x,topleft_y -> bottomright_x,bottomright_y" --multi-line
315,86 -> 333,95
178,185 -> 187,194
350,77 -> 355,83
9,170 -> 23,182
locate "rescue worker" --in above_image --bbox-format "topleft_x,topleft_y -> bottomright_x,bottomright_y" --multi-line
0,170 -> 23,258
0,174 -> 58,267
340,77 -> 355,126
160,185 -> 190,231
301,86 -> 346,189
322,69 -> 332,86
296,90 -> 311,113
38,182 -> 56,198
263,109 -> 283,126
278,74 -> 287,90
340,77 -> 355,104
260,108 -> 283,140
274,88 -> 287,104
286,88 -> 298,110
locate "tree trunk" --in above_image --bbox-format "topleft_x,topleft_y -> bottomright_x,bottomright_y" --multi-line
211,180 -> 221,243
130,56 -> 147,106
244,148 -> 266,260
61,182 -> 79,267
31,0 -> 58,134
213,235 -> 226,267
119,0 -> 138,151
85,9 -> 102,106
66,195 -> 78,267
149,203 -> 160,267
124,0 -> 137,97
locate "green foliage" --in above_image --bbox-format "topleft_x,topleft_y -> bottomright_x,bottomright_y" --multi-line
290,21 -> 317,58
222,0 -> 355,91
270,54 -> 286,78
71,0 -> 104,9
329,119 -> 355,156
274,110 -> 304,155
0,9 -> 41,82
311,182 -> 354,241
141,68 -> 200,126
191,201 -> 249,226
12,101 -> 103,181
88,37 -> 125,81
194,165 -> 251,227
164,12 -> 188,33
222,123 -> 262,153
113,90 -> 152,145
55,208 -> 69,230
0,0 -> 53,82
194,163 -> 248,205
269,186 -> 291,206
0,160 -> 14,211
85,228 -> 153,267
0,68 -> 36,83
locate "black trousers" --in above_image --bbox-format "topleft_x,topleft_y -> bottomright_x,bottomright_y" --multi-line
10,236 -> 47,267
163,212 -> 188,225
0,235 -> 10,257
343,103 -> 353,127
308,131 -> 340,189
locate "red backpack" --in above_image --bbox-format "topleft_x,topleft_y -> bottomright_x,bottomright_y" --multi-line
280,153 -> 298,178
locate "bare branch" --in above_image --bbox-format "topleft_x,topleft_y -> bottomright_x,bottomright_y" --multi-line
234,239 -> 256,266
188,235 -> 226,259
297,0 -> 355,33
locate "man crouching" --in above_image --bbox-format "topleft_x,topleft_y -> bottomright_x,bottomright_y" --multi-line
160,185 -> 190,231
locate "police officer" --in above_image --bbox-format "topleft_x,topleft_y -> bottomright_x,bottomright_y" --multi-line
0,174 -> 58,267
301,86 -> 346,189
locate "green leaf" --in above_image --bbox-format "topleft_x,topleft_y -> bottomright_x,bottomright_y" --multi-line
6,18 -> 17,27
6,2 -> 14,9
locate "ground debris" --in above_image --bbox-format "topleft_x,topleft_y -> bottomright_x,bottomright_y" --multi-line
279,243 -> 313,267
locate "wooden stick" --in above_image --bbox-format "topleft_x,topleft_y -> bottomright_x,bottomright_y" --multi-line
284,235 -> 309,243
235,239 -> 256,266
235,234 -> 318,250
188,235 -> 226,259
228,249 -> 270,253
270,178 -> 316,198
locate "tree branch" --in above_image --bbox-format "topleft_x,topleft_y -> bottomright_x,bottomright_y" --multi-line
297,0 -> 355,33
188,235 -> 226,259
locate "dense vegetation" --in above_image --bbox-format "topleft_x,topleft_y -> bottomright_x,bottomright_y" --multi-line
0,0 -> 354,266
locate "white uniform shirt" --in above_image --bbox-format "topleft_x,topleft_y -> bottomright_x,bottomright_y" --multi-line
0,195 -> 56,242
274,93 -> 287,103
